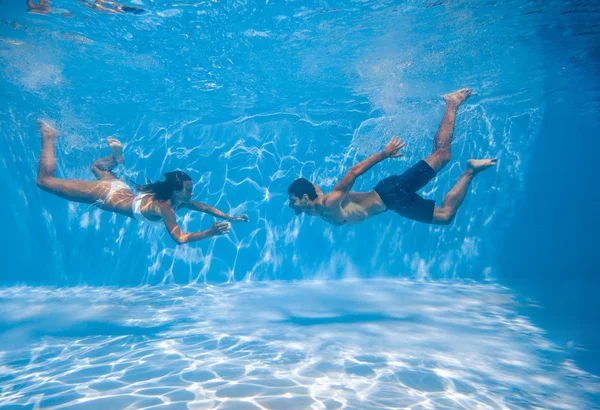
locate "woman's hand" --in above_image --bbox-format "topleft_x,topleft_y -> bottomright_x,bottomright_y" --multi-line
230,214 -> 249,223
210,222 -> 231,236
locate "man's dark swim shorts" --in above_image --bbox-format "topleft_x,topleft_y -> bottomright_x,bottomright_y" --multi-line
374,160 -> 437,223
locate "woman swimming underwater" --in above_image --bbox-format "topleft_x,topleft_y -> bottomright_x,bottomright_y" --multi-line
36,120 -> 249,245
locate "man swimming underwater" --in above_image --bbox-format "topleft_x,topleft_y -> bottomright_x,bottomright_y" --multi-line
287,88 -> 497,226
36,120 -> 248,245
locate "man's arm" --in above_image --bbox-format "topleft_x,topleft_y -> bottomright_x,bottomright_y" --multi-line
326,136 -> 405,206
160,204 -> 230,245
182,200 -> 249,223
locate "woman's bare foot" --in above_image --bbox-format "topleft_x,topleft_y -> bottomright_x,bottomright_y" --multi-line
467,158 -> 497,175
38,119 -> 59,141
107,137 -> 124,164
444,88 -> 472,107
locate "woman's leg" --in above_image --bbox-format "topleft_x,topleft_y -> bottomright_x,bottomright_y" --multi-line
90,138 -> 124,181
36,120 -> 109,204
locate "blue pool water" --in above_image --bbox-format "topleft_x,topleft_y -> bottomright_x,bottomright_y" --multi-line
1,0 -> 599,408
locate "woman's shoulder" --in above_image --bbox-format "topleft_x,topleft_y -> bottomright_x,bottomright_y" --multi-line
150,197 -> 175,212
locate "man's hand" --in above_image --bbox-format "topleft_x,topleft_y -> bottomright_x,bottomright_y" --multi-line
210,222 -> 231,236
230,214 -> 249,223
383,136 -> 406,158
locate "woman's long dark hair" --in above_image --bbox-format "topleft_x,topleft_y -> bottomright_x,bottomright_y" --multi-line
136,171 -> 192,201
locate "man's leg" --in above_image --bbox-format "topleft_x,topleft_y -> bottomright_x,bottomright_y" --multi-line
90,138 -> 124,180
36,120 -> 109,204
432,159 -> 497,225
424,88 -> 472,174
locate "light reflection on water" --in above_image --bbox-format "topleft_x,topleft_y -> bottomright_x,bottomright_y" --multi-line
1,279 -> 598,409
0,0 -> 553,284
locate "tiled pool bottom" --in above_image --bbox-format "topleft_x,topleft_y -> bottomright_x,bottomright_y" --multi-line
1,280 -> 598,409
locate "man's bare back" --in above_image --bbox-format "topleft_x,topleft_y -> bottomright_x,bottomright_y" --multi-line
288,89 -> 497,226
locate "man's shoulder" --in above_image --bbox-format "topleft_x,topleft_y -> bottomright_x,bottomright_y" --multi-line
320,192 -> 337,207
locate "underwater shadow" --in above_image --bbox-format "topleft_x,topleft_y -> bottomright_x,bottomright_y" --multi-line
274,312 -> 421,327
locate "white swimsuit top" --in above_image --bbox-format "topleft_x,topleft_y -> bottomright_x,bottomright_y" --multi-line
131,194 -> 163,225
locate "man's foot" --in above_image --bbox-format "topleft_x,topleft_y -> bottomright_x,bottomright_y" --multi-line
444,88 -> 472,107
467,158 -> 497,175
38,119 -> 59,141
107,137 -> 124,164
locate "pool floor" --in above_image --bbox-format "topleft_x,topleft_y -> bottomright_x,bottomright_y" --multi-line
1,279 -> 598,409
